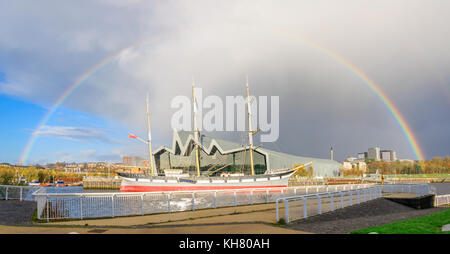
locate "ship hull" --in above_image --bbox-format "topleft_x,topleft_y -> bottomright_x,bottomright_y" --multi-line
118,171 -> 294,192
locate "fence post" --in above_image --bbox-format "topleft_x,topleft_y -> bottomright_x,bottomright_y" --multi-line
80,195 -> 83,220
358,189 -> 361,204
317,195 -> 322,214
330,194 -> 334,211
20,187 -> 23,201
234,191 -> 237,207
5,187 -> 8,200
250,190 -> 253,205
294,188 -> 297,196
340,192 -> 344,208
284,200 -> 290,223
266,189 -> 269,203
316,186 -> 319,193
111,194 -> 115,218
46,197 -> 49,222
349,191 -> 353,206
302,197 -> 307,219
192,192 -> 195,211
168,193 -> 171,213
306,187 -> 309,195
141,194 -> 144,216
275,199 -> 279,222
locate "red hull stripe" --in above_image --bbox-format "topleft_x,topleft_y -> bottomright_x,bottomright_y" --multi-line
120,185 -> 287,192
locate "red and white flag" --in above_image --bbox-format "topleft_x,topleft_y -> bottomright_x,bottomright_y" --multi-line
128,133 -> 137,139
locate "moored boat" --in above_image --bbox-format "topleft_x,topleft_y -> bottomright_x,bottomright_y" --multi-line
119,82 -> 309,192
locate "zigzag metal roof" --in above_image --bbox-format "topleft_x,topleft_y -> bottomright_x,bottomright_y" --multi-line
154,130 -> 341,176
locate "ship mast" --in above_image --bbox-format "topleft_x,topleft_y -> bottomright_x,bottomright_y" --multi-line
246,78 -> 256,176
146,94 -> 156,176
192,82 -> 201,177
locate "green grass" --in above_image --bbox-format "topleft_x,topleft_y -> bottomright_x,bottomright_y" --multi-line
351,208 -> 450,234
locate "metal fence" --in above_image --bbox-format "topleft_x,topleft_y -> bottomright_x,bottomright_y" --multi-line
381,183 -> 432,196
32,184 -> 374,221
275,183 -> 434,223
435,194 -> 450,206
276,186 -> 382,223
0,185 -> 41,201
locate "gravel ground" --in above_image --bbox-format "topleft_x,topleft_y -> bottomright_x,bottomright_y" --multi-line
287,198 -> 448,234
0,201 -> 36,225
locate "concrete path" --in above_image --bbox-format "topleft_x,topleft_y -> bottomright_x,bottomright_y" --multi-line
0,223 -> 305,234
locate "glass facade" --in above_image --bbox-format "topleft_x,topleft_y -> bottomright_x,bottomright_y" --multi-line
154,148 -> 267,176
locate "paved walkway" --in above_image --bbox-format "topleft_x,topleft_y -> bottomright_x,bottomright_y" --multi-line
0,202 -> 308,234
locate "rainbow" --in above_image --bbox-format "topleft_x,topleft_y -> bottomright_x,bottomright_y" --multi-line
19,33 -> 426,165
18,37 -> 159,165
275,29 -> 425,161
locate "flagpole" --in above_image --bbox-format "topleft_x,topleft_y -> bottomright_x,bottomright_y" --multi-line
246,77 -> 255,176
192,82 -> 201,177
146,94 -> 156,176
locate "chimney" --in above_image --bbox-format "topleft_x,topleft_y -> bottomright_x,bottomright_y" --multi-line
330,147 -> 334,161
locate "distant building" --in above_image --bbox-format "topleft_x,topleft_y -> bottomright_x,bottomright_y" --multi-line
342,161 -> 352,169
346,157 -> 357,162
368,147 -> 381,161
122,156 -> 149,168
357,153 -> 366,160
381,150 -> 397,162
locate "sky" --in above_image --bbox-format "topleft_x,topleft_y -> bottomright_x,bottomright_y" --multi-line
0,0 -> 449,165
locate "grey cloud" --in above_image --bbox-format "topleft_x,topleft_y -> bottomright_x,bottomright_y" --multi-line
1,0 -> 449,161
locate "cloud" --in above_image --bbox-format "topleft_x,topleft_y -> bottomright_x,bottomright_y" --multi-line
1,1 -> 449,161
34,125 -> 116,144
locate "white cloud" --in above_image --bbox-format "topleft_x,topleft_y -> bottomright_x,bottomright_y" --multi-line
34,125 -> 116,143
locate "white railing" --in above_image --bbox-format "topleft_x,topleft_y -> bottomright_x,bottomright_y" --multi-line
275,186 -> 382,223
381,183 -> 432,197
275,183 -> 435,224
32,184 -> 374,221
0,185 -> 41,201
435,194 -> 450,206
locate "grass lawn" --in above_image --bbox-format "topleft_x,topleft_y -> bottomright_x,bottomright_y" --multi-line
351,208 -> 450,234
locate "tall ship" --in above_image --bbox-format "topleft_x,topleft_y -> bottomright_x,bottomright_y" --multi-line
118,81 -> 340,192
